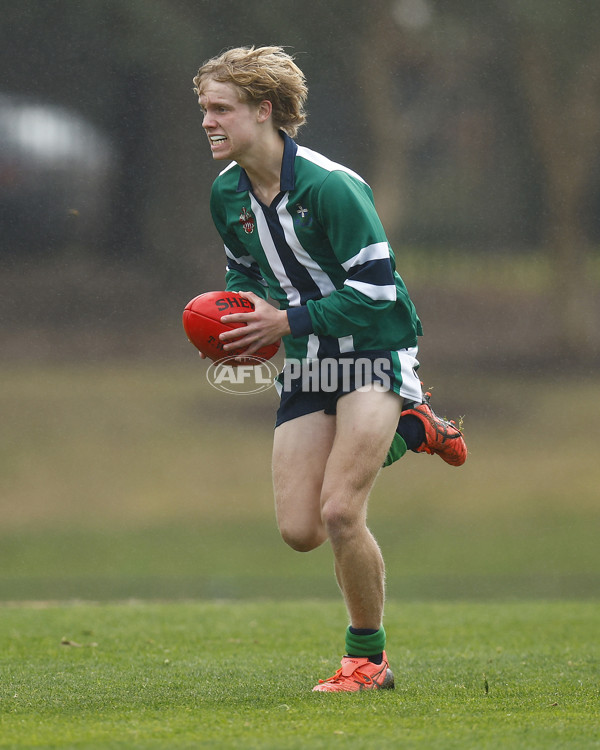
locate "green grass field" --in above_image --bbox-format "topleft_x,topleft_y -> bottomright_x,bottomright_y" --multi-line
1,600 -> 599,749
1,364 -> 599,748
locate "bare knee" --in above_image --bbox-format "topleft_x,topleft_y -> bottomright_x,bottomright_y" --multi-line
321,497 -> 364,543
279,523 -> 326,552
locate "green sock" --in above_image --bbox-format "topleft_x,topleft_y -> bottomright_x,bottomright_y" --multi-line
382,433 -> 407,468
345,625 -> 386,658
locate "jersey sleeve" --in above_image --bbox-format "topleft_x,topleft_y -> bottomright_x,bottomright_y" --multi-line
210,182 -> 269,300
224,245 -> 269,298
287,170 -> 398,339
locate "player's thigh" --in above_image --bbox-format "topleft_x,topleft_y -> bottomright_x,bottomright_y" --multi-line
272,410 -> 335,543
323,386 -> 402,503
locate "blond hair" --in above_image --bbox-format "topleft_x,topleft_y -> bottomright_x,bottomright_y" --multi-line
193,46 -> 308,138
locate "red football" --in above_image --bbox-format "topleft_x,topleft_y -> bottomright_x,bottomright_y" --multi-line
182,291 -> 281,363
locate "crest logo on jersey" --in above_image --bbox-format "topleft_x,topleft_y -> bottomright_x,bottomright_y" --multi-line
294,203 -> 312,228
239,207 -> 255,234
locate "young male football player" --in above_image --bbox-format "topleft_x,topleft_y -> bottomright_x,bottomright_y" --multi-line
193,46 -> 467,692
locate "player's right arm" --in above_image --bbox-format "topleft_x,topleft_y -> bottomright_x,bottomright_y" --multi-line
224,245 -> 269,299
210,181 -> 269,299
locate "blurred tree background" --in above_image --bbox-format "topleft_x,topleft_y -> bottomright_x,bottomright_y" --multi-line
1,0 -> 599,365
1,0 -> 600,608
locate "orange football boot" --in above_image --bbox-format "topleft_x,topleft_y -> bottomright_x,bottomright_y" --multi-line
401,393 -> 467,467
312,653 -> 395,693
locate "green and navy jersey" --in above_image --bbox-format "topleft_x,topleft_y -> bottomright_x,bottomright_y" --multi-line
209,132 -> 423,361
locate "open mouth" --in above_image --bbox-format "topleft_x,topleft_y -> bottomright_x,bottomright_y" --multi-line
210,135 -> 227,144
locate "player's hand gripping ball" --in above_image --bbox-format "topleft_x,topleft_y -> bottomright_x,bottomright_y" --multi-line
182,291 -> 281,363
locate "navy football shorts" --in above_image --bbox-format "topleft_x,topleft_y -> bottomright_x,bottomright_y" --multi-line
274,347 -> 423,427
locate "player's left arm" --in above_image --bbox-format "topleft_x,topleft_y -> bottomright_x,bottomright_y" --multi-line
287,171 -> 398,340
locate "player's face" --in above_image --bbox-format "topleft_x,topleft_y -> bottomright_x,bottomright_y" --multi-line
199,79 -> 262,163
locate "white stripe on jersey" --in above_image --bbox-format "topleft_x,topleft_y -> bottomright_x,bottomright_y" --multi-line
277,197 -> 356,354
277,199 -> 336,297
218,161 -> 238,176
249,193 -> 301,307
341,241 -> 390,270
342,242 -> 397,302
345,279 -> 397,301
224,244 -> 255,269
296,146 -> 367,184
250,191 -> 359,356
